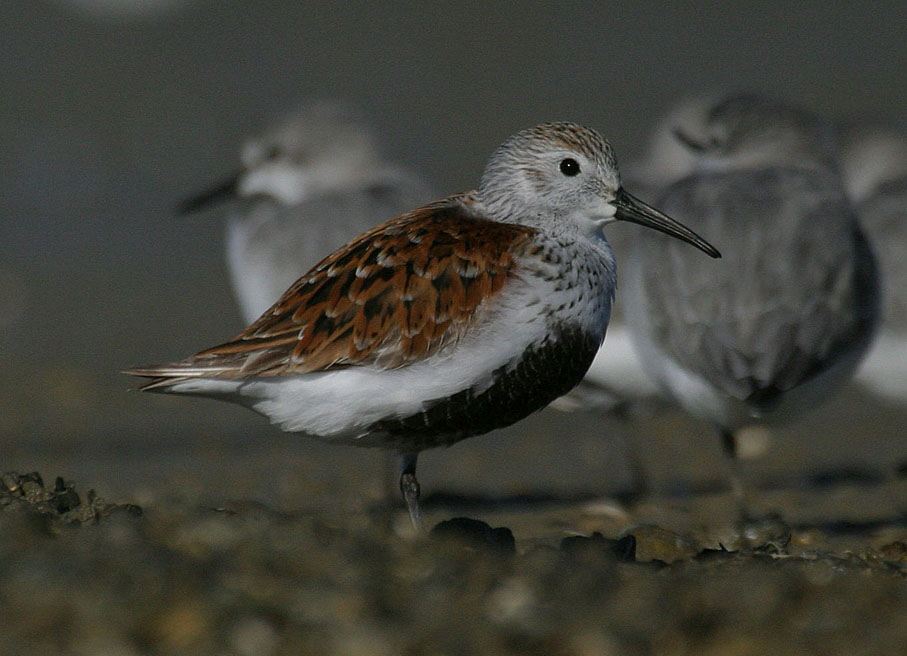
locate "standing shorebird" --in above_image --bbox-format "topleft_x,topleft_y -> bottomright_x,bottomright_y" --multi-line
128,122 -> 720,528
180,101 -> 435,324
837,121 -> 907,403
622,94 -> 880,514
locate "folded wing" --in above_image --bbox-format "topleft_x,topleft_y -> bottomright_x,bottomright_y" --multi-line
127,194 -> 538,387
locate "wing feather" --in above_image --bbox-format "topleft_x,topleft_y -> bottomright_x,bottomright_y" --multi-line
127,194 -> 538,386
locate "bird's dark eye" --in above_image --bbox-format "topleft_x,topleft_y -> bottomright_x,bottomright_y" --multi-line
559,158 -> 580,176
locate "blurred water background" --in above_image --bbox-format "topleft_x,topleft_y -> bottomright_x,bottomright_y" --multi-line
2,1 -> 904,507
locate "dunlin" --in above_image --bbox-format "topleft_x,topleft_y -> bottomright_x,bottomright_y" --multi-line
623,94 -> 879,514
837,120 -> 907,403
180,101 -> 435,324
128,122 -> 720,528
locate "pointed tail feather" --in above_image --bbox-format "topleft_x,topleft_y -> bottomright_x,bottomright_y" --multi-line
123,361 -> 240,392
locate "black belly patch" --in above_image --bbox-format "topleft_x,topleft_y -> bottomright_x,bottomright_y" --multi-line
361,325 -> 602,452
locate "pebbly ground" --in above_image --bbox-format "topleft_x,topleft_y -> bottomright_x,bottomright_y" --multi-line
1,390 -> 905,656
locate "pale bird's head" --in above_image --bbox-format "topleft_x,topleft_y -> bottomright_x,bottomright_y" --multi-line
478,122 -> 720,258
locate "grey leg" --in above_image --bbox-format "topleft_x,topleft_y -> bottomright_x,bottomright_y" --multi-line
718,426 -> 751,521
718,426 -> 790,549
398,452 -> 423,531
619,430 -> 652,500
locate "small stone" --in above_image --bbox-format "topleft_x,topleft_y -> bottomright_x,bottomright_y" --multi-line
486,576 -> 536,625
122,504 -> 144,517
51,478 -> 81,514
878,540 -> 907,563
569,628 -> 620,656
155,600 -> 210,650
430,517 -> 515,555
15,472 -> 49,504
22,471 -> 45,488
1,472 -> 20,493
622,524 -> 701,563
703,515 -> 791,553
560,531 -> 636,562
230,616 -> 280,656
0,470 -> 141,526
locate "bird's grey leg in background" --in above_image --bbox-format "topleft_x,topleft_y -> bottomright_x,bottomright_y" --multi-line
399,452 -> 423,530
717,426 -> 791,548
619,430 -> 652,501
717,426 -> 752,521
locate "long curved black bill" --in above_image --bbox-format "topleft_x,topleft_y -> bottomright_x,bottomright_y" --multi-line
614,188 -> 721,258
176,171 -> 241,215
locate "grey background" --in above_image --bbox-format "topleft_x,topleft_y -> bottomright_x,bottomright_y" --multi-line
2,0 -> 904,504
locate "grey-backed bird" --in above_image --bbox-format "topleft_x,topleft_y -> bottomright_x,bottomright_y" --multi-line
837,120 -> 907,403
623,94 -> 879,514
180,101 -> 435,324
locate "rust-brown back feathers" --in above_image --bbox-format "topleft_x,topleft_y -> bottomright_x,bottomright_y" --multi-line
132,195 -> 538,383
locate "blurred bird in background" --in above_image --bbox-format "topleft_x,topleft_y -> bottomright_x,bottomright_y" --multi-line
620,93 -> 879,518
180,100 -> 436,324
836,120 -> 907,404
